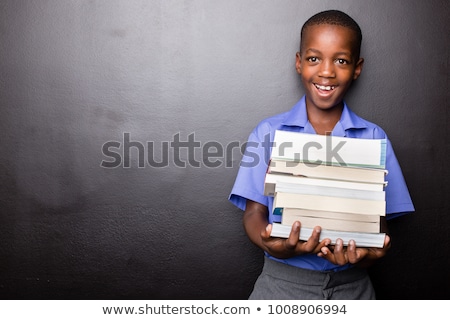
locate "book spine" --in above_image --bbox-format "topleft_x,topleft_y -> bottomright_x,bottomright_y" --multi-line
275,181 -> 385,201
281,215 -> 380,233
271,130 -> 387,168
280,208 -> 380,222
268,160 -> 387,184
274,193 -> 386,216
270,223 -> 386,248
265,172 -> 385,193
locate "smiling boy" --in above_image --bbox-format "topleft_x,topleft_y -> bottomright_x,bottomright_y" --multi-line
297,21 -> 363,136
229,10 -> 414,299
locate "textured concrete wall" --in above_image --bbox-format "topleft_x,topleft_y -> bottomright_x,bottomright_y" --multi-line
0,0 -> 448,299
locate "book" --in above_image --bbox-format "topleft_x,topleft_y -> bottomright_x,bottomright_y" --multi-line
273,192 -> 386,216
281,213 -> 380,233
275,181 -> 385,201
267,130 -> 388,246
268,159 -> 388,185
271,130 -> 387,169
270,223 -> 386,248
264,172 -> 384,197
278,208 -> 380,223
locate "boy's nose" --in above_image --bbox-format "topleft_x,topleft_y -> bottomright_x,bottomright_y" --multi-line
318,60 -> 336,78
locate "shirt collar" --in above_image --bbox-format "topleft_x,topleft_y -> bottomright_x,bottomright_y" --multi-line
281,95 -> 368,136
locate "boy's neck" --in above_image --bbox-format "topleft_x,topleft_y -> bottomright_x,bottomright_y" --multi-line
306,101 -> 344,135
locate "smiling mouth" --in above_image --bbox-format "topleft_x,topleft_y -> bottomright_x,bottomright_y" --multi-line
314,83 -> 336,91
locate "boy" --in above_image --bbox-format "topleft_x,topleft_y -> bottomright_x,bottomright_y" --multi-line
229,10 -> 414,299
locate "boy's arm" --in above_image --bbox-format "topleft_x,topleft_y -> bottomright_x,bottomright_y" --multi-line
243,199 -> 330,259
317,217 -> 391,267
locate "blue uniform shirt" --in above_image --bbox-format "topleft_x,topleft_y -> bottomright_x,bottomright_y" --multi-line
229,96 -> 414,271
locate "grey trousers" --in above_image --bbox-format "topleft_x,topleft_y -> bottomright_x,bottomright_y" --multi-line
249,257 -> 376,300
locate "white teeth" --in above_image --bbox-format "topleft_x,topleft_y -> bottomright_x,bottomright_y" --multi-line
315,84 -> 335,91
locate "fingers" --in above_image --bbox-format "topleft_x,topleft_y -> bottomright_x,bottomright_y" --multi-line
285,221 -> 301,250
318,239 -> 350,265
263,222 -> 332,259
332,239 -> 348,265
262,223 -> 272,239
384,235 -> 391,249
346,240 -> 361,264
303,226 -> 326,253
308,226 -> 322,243
318,239 -> 372,265
289,224 -> 330,254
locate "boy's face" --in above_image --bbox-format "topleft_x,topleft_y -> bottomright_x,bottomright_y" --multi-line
296,24 -> 363,112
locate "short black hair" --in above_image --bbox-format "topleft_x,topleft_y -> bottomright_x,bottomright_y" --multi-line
300,10 -> 362,59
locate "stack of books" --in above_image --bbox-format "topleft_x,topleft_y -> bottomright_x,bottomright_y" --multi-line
266,130 -> 388,248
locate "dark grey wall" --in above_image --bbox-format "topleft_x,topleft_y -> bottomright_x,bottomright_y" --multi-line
0,0 -> 448,299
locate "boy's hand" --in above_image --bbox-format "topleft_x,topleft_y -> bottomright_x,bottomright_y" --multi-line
261,221 -> 331,259
317,235 -> 391,267
243,200 -> 331,259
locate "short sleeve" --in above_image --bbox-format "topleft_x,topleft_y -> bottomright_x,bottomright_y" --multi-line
384,138 -> 415,218
229,124 -> 272,211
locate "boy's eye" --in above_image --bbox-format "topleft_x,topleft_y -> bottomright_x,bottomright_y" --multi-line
307,57 -> 318,63
336,59 -> 348,65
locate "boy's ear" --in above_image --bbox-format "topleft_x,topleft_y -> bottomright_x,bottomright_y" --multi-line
295,52 -> 302,74
353,57 -> 364,80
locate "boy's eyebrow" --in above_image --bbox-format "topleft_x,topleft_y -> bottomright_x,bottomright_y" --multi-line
304,48 -> 352,57
304,48 -> 322,54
